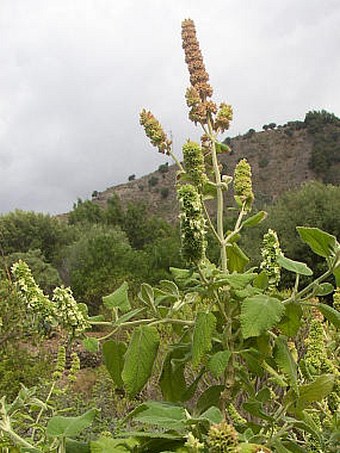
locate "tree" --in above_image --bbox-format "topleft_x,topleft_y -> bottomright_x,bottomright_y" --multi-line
0,210 -> 74,265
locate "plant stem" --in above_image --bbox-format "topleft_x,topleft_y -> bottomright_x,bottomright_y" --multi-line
32,381 -> 56,442
201,196 -> 221,244
283,268 -> 333,305
207,116 -> 227,272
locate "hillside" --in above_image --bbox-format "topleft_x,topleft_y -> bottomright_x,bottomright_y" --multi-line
91,111 -> 340,223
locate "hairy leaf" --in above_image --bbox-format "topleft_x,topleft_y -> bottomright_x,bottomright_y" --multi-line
159,343 -> 191,402
192,312 -> 216,366
47,409 -> 97,437
274,336 -> 297,389
103,340 -> 127,388
82,337 -> 99,353
132,401 -> 187,430
102,281 -> 130,313
122,326 -> 159,396
277,302 -> 302,337
316,303 -> 340,329
240,295 -> 285,338
242,210 -> 267,228
196,385 -> 225,415
208,350 -> 231,378
277,254 -> 313,276
226,243 -> 249,272
297,226 -> 337,258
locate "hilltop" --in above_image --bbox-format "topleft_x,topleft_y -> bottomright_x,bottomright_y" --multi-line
89,110 -> 340,223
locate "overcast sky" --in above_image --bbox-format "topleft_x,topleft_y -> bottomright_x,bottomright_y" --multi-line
1,0 -> 339,214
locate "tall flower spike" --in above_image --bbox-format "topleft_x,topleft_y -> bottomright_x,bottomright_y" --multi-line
177,184 -> 206,263
139,109 -> 172,155
181,19 -> 213,101
182,140 -> 207,188
260,229 -> 282,290
233,158 -> 254,210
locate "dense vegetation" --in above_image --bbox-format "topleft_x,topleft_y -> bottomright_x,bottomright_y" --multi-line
0,19 -> 339,453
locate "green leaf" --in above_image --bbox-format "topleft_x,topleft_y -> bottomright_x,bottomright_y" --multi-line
90,436 -> 138,453
198,406 -> 223,424
132,401 -> 187,430
208,350 -> 231,378
215,273 -> 257,290
316,303 -> 340,329
47,408 -> 97,438
277,302 -> 302,337
82,337 -> 99,353
277,254 -> 313,276
242,399 -> 272,421
315,282 -> 334,296
294,374 -> 335,409
159,343 -> 191,402
242,210 -> 267,228
138,283 -> 156,311
240,295 -> 285,338
274,336 -> 297,389
115,307 -> 146,325
239,444 -> 272,453
102,340 -> 127,388
226,243 -> 249,272
122,325 -> 160,396
195,385 -> 224,415
334,265 -> 340,286
297,227 -> 337,258
192,312 -> 216,366
65,439 -> 90,453
253,271 -> 269,290
102,281 -> 130,313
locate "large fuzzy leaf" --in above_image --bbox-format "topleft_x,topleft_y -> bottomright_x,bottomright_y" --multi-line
277,254 -> 313,276
208,350 -> 231,378
122,326 -> 159,396
192,312 -> 216,366
316,303 -> 340,329
274,336 -> 297,389
47,409 -> 97,438
297,227 -> 337,258
102,340 -> 127,388
132,401 -> 187,430
102,281 -> 130,313
226,243 -> 249,272
240,295 -> 285,338
159,343 -> 191,402
277,302 -> 302,337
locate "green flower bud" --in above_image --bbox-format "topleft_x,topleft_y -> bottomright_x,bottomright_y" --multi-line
207,422 -> 240,452
260,229 -> 282,290
177,184 -> 206,263
53,346 -> 66,380
68,352 -> 81,383
233,158 -> 254,210
184,432 -> 204,451
227,403 -> 247,428
182,140 -> 207,187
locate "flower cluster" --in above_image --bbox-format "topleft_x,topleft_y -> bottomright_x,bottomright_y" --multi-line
12,260 -> 89,337
53,346 -> 66,380
233,158 -> 254,210
260,229 -> 282,290
68,352 -> 81,383
11,260 -> 56,331
139,109 -> 172,155
215,102 -> 233,132
207,422 -> 240,452
52,286 -> 90,335
184,432 -> 204,451
227,403 -> 247,428
333,287 -> 340,311
181,19 -> 212,101
177,184 -> 206,263
182,140 -> 207,188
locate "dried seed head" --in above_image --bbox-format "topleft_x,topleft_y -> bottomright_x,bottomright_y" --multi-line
215,103 -> 233,132
139,109 -> 172,155
181,19 -> 213,101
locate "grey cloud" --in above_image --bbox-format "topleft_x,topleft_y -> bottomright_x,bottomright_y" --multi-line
0,0 -> 339,214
